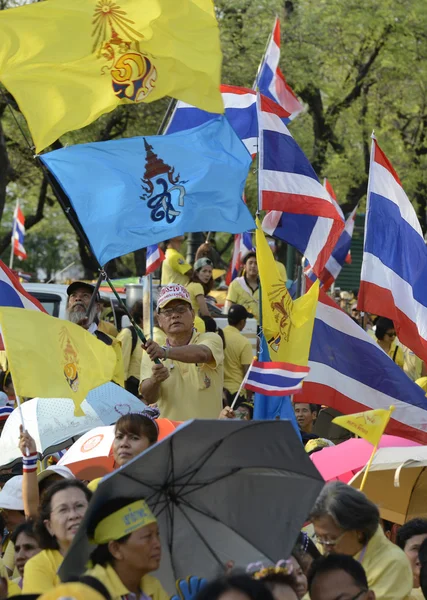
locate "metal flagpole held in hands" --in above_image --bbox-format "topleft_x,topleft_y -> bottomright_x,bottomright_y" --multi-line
85,270 -> 104,319
102,269 -> 161,365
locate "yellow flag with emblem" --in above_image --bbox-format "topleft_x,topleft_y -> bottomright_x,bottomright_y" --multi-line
0,307 -> 124,417
256,218 -> 319,366
0,0 -> 223,152
332,407 -> 395,446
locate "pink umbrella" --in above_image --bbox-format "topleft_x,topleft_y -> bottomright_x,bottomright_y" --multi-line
311,434 -> 421,483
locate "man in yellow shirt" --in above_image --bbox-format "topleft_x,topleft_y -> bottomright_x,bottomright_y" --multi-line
139,284 -> 224,420
160,236 -> 192,286
222,304 -> 254,406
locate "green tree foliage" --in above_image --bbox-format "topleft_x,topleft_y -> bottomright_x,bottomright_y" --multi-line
1,0 -> 427,279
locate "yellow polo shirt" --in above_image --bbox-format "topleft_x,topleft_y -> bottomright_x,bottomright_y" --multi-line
161,248 -> 191,286
187,282 -> 204,312
223,325 -> 253,395
354,526 -> 412,600
275,260 -> 287,281
116,327 -> 143,380
86,563 -> 168,600
23,549 -> 63,594
226,277 -> 259,321
140,331 -> 224,420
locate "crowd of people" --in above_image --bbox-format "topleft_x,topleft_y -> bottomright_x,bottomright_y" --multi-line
0,235 -> 425,598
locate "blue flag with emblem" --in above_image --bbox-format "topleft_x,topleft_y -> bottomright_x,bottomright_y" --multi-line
40,117 -> 254,266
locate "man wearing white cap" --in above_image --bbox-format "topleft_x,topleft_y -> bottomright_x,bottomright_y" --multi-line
139,284 -> 224,420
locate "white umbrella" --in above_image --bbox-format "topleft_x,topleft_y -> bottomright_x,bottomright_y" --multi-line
0,382 -> 148,468
60,419 -> 324,594
350,446 -> 427,524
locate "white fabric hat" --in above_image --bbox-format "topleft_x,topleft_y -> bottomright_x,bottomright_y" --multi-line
0,475 -> 24,510
37,464 -> 75,484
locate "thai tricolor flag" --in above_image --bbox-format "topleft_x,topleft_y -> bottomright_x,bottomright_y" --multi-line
145,244 -> 165,275
226,231 -> 254,285
165,85 -> 290,158
297,290 -> 427,444
0,259 -> 46,350
256,17 -> 303,121
358,136 -> 427,364
245,360 -> 310,396
259,95 -> 345,277
317,203 -> 358,290
12,202 -> 27,260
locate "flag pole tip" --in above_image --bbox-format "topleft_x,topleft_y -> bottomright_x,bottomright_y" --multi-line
371,130 -> 376,139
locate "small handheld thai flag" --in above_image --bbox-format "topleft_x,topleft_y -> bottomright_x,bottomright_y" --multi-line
255,17 -> 303,121
245,361 -> 310,396
145,244 -> 165,275
12,202 -> 27,260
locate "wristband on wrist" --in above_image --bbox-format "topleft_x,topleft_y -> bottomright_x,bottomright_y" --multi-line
22,452 -> 38,473
161,346 -> 169,360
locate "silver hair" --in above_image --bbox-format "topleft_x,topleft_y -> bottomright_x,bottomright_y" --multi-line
66,301 -> 99,327
310,481 -> 379,543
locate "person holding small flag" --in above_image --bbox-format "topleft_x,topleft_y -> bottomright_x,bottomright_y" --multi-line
139,284 -> 224,420
222,304 -> 254,407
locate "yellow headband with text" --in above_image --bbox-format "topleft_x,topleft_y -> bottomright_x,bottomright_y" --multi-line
93,499 -> 157,545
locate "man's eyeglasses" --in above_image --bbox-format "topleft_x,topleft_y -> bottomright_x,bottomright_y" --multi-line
160,305 -> 190,317
313,531 -> 347,548
349,590 -> 369,600
385,331 -> 396,338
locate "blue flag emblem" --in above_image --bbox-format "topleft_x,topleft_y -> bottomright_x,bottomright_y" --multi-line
40,116 -> 254,265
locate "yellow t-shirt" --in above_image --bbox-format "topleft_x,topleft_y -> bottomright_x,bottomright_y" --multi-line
223,325 -> 254,395
116,327 -> 143,381
186,281 -> 205,312
354,526 -> 412,600
402,345 -> 423,381
385,342 -> 404,369
86,563 -> 169,600
161,248 -> 191,286
140,331 -> 224,420
275,260 -> 287,281
226,277 -> 259,321
23,548 -> 63,594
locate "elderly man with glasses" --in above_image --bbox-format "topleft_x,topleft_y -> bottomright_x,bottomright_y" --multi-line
139,284 -> 224,420
308,554 -> 375,600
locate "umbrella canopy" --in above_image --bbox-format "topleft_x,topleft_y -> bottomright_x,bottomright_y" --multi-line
350,445 -> 427,525
311,435 -> 420,483
0,382 -> 150,467
60,419 -> 324,593
57,419 -> 182,480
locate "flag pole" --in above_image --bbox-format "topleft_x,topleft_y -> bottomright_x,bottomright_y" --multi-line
252,15 -> 277,90
102,269 -> 161,365
9,200 -> 18,270
231,357 -> 256,410
359,405 -> 395,491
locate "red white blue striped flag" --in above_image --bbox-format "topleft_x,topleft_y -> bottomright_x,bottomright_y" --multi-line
12,202 -> 27,260
145,244 -> 165,275
245,361 -> 310,396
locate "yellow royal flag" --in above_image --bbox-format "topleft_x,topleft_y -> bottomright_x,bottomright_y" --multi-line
332,406 -> 395,447
0,307 -> 124,417
0,0 -> 223,152
255,219 -> 320,366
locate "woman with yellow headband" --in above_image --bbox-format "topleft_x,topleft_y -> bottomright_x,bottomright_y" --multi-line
85,497 -> 168,600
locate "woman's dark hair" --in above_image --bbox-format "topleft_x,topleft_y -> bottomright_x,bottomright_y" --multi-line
258,572 -> 298,597
192,266 -> 214,296
130,301 -> 143,325
115,413 -> 158,445
375,317 -> 395,341
10,520 -> 37,546
200,316 -> 226,349
196,575 -> 274,600
0,370 -> 12,393
88,497 -> 138,566
35,480 -> 92,550
294,531 -> 321,561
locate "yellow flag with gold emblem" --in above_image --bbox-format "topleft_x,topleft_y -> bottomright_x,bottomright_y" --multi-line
332,406 -> 395,447
0,0 -> 223,152
0,307 -> 124,416
256,218 -> 320,366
